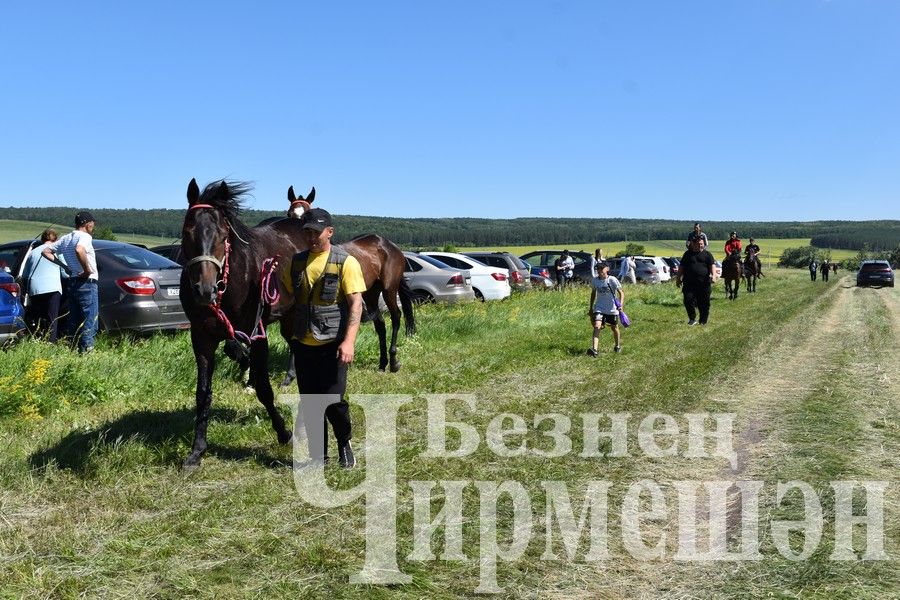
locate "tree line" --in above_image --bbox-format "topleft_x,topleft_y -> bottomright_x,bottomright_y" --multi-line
4,206 -> 899,249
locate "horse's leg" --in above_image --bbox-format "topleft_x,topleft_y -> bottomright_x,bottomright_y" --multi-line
373,313 -> 389,372
185,330 -> 217,469
383,289 -> 402,372
279,350 -> 296,389
250,338 -> 292,444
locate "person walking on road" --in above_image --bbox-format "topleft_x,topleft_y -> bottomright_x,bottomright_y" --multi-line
809,259 -> 818,282
821,259 -> 830,282
676,237 -> 715,326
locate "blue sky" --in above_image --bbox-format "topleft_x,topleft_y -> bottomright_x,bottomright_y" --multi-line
1,1 -> 898,220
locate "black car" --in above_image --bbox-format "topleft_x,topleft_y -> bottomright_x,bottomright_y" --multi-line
519,250 -> 594,283
149,243 -> 184,265
856,260 -> 895,287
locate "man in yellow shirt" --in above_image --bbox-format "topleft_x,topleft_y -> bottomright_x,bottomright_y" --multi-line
283,208 -> 367,468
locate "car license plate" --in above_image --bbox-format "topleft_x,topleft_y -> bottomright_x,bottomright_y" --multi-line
167,287 -> 180,297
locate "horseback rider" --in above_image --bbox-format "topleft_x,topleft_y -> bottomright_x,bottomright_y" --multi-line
744,237 -> 762,276
724,231 -> 742,258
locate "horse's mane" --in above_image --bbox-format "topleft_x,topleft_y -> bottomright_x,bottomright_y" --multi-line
198,179 -> 255,239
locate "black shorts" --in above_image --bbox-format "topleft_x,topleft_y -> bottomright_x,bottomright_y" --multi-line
592,312 -> 618,325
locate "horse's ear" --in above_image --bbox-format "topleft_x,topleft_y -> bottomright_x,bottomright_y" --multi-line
287,186 -> 296,203
307,187 -> 315,205
187,178 -> 200,205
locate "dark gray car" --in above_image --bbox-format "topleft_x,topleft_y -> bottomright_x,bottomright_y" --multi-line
1,238 -> 190,333
519,250 -> 594,283
461,251 -> 532,291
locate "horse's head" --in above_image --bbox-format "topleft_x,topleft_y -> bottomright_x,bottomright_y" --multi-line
181,178 -> 247,305
287,185 -> 315,219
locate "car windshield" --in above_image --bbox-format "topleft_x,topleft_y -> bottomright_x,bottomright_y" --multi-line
100,245 -> 181,270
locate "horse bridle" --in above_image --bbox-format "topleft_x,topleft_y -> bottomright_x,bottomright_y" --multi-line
185,203 -> 232,293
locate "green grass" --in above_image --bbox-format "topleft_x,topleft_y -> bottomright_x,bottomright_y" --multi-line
0,219 -> 173,247
0,273 -> 896,598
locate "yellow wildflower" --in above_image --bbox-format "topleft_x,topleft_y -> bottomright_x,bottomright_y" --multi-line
25,359 -> 51,386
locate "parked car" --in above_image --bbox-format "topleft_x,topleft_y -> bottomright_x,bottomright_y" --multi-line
605,256 -> 661,283
634,256 -> 671,282
0,270 -> 26,344
402,252 -> 476,304
857,260 -> 895,287
518,250 -> 594,284
0,239 -> 190,334
149,243 -> 184,265
521,259 -> 554,289
662,257 -> 680,279
461,252 -> 531,291
420,252 -> 511,301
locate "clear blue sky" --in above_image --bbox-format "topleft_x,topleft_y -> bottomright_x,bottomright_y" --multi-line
2,1 -> 898,220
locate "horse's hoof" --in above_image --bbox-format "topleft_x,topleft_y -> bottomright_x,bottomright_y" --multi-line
390,362 -> 401,373
279,378 -> 295,389
278,431 -> 293,445
183,455 -> 202,472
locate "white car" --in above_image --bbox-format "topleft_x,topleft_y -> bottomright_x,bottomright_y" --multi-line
635,256 -> 672,282
422,252 -> 512,301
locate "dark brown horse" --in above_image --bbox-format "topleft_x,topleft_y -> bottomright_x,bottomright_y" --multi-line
180,179 -> 415,468
743,252 -> 760,293
722,250 -> 743,300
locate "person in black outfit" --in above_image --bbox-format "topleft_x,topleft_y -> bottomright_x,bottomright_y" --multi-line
676,237 -> 715,325
821,259 -> 830,282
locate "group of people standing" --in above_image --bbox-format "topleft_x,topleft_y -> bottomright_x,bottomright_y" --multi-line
586,223 -> 766,354
809,259 -> 838,282
19,211 -> 100,353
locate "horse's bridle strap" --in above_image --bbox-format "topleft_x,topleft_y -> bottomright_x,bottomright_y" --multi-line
186,255 -> 224,271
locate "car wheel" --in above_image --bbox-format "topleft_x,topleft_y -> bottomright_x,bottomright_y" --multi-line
411,290 -> 434,305
473,288 -> 484,302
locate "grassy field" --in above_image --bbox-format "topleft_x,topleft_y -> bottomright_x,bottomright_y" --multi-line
1,272 -> 897,598
3,218 -> 858,263
0,219 -> 174,247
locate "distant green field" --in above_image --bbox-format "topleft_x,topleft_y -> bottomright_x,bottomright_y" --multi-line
467,239 -> 858,263
0,219 -> 173,247
0,219 -> 858,262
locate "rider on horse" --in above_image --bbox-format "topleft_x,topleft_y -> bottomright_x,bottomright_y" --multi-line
744,237 -> 762,276
724,231 -> 742,257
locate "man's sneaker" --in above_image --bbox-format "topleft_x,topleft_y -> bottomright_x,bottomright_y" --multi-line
587,348 -> 598,358
614,345 -> 622,353
687,320 -> 697,326
338,442 -> 356,469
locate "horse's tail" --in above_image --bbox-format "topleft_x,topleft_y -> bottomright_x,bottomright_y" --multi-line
399,279 -> 417,336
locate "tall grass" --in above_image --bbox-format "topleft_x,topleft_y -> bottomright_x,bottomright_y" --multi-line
0,272 -> 896,598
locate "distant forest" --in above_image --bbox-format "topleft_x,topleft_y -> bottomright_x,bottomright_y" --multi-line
4,206 -> 899,249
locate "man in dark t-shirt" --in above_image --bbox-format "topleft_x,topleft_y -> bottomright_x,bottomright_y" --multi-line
676,237 -> 715,325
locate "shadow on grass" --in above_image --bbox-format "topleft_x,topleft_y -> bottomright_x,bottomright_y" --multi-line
28,407 -> 290,474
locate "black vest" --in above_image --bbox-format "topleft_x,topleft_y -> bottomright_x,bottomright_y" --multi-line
291,245 -> 350,343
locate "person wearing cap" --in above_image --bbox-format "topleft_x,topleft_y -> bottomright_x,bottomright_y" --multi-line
744,237 -> 762,275
724,231 -> 742,257
587,260 -> 624,355
685,223 -> 709,250
281,208 -> 367,468
43,211 -> 98,353
21,228 -> 66,342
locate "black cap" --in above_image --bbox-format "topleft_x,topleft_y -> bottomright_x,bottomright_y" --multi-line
300,208 -> 333,231
75,211 -> 96,227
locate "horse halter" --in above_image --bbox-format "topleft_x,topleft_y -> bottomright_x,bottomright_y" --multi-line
185,203 -> 232,292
